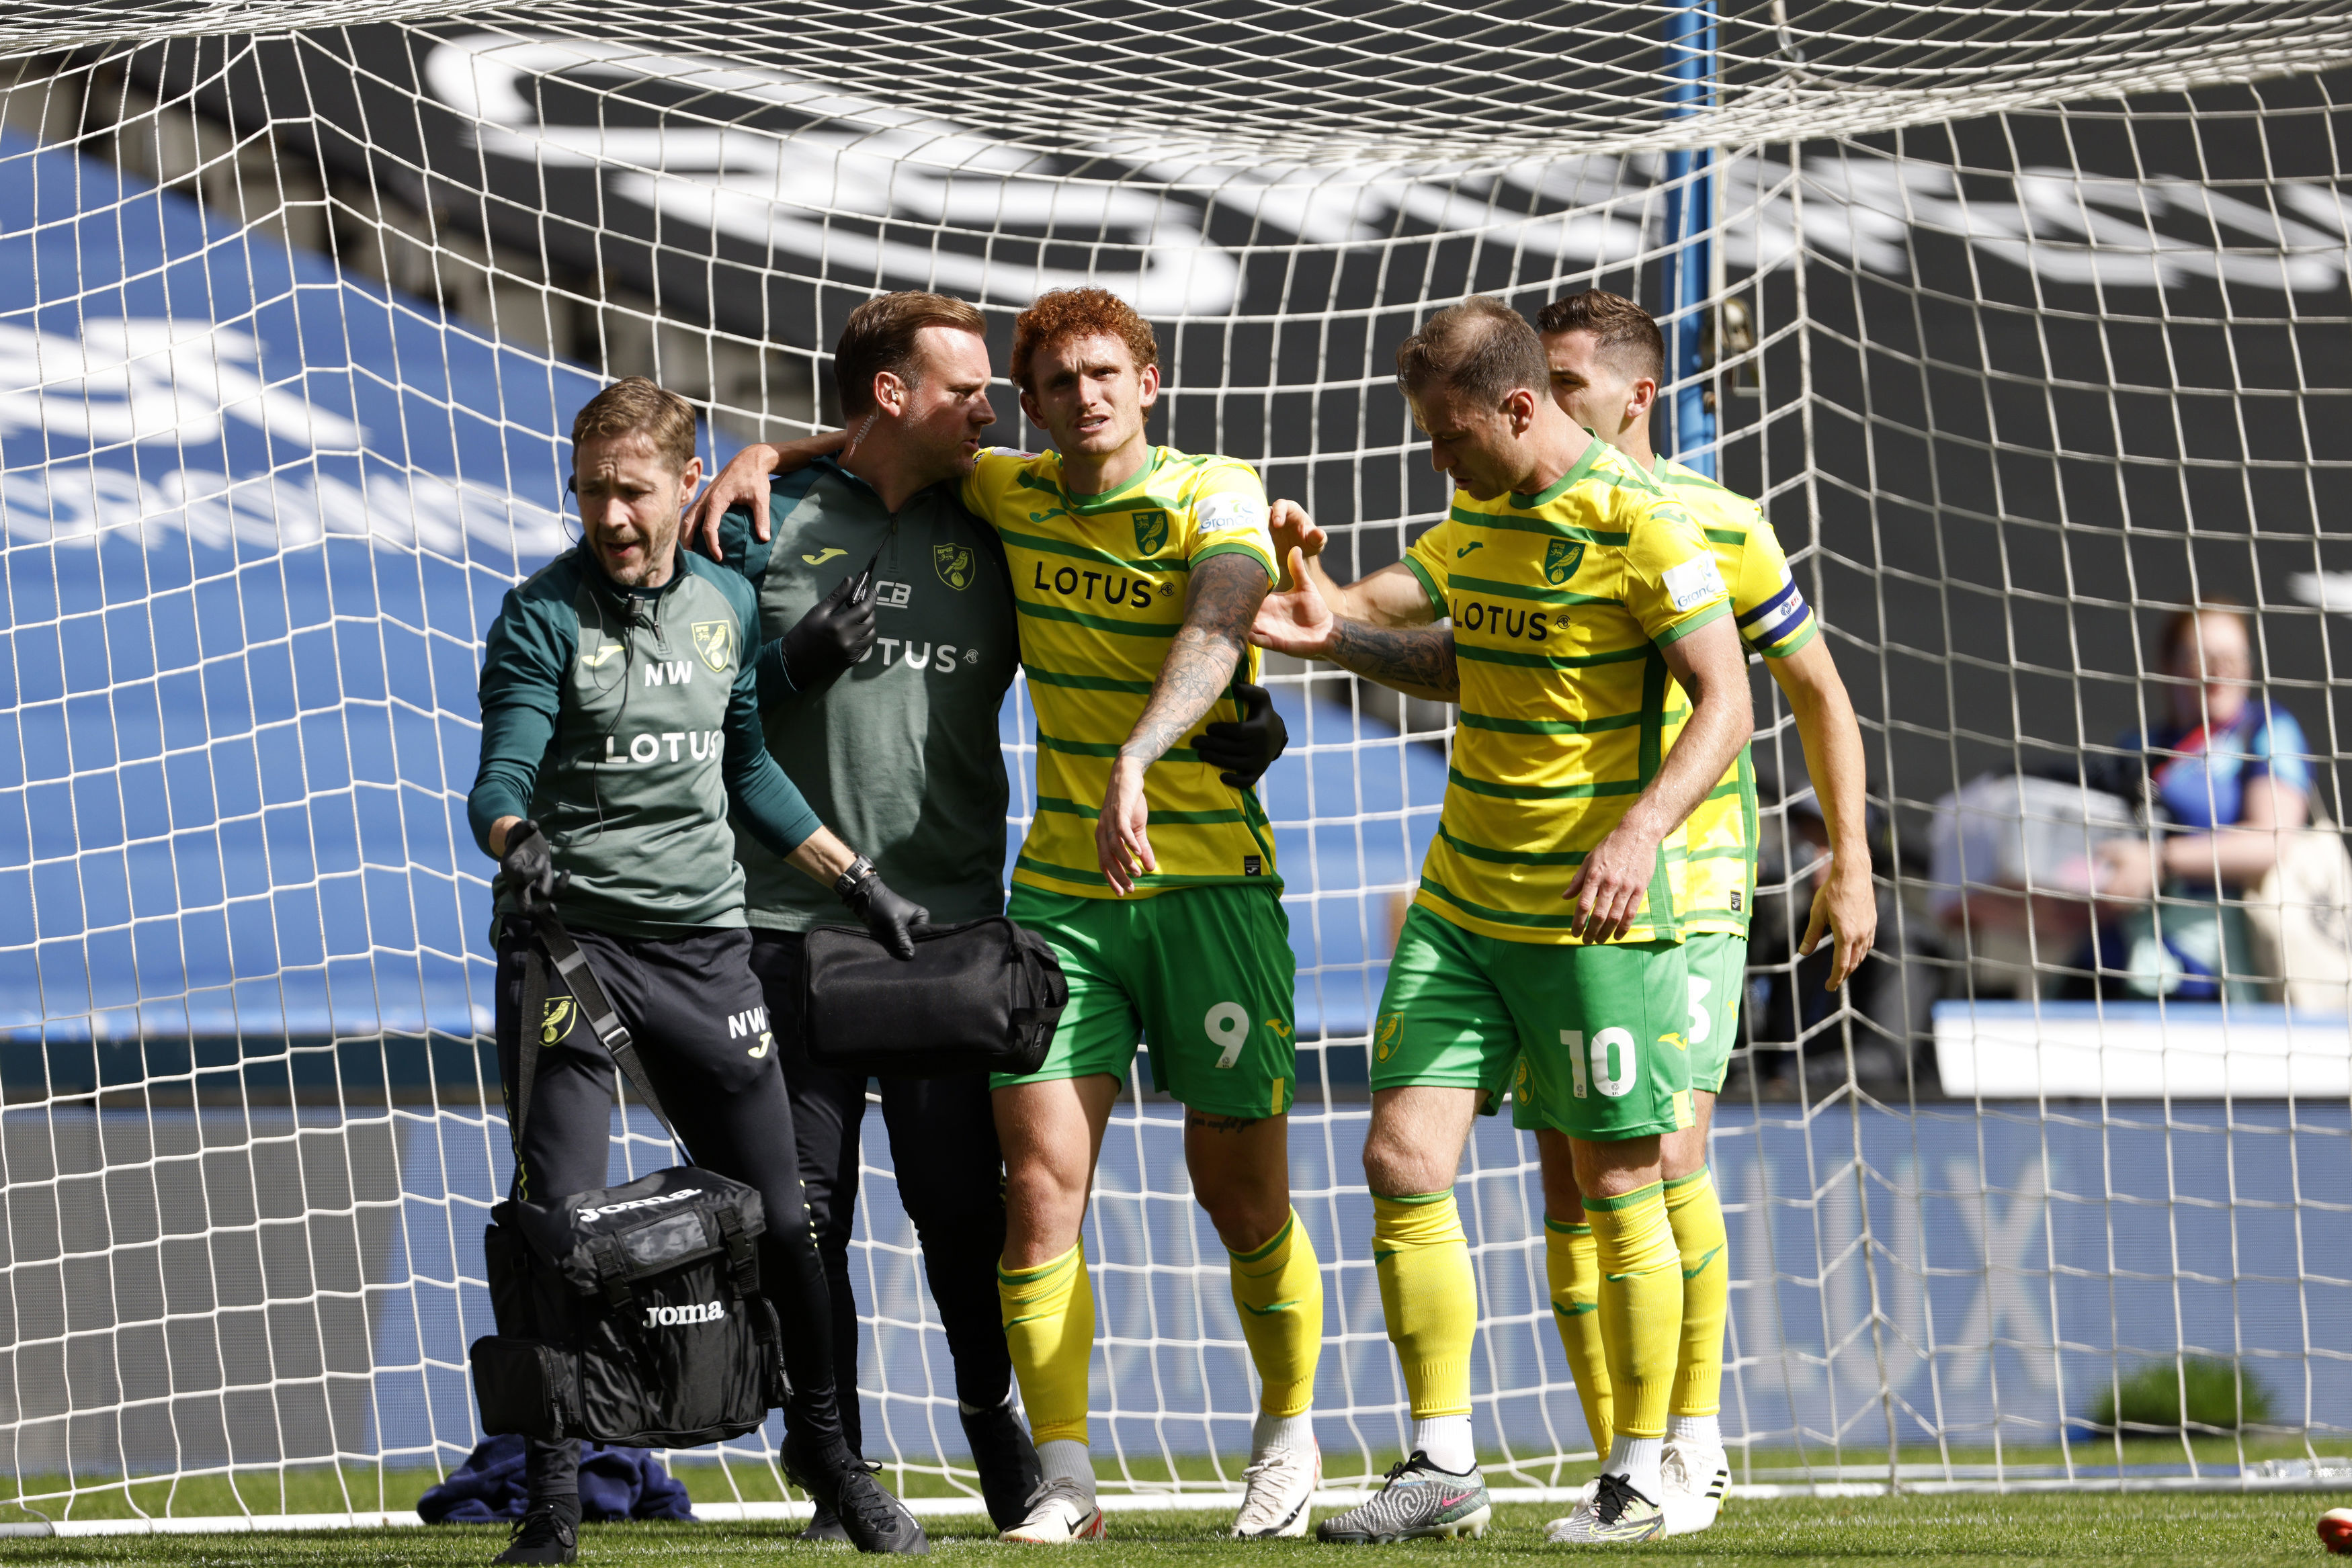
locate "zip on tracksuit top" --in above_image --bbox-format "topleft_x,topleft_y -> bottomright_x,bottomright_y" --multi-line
467,546 -> 823,937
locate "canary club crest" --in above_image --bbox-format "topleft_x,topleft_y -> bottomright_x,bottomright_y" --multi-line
1544,539 -> 1586,585
1132,509 -> 1170,556
934,542 -> 975,591
691,619 -> 734,672
540,997 -> 575,1044
1374,1012 -> 1402,1062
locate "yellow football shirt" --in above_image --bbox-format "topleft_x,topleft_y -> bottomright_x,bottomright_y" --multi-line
1399,435 -> 1732,945
1654,459 -> 1818,937
961,445 -> 1282,900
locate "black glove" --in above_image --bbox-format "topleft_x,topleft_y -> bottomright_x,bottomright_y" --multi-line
836,857 -> 929,961
499,819 -> 569,919
779,566 -> 877,693
1195,681 -> 1288,789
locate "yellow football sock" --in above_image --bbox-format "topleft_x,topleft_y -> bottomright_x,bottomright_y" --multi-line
1544,1217 -> 1613,1453
999,1243 -> 1095,1448
1583,1182 -> 1681,1442
1665,1167 -> 1730,1419
1372,1191 -> 1476,1418
1228,1210 -> 1324,1419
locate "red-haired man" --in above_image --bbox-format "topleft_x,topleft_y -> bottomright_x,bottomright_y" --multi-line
691,290 -> 1321,1544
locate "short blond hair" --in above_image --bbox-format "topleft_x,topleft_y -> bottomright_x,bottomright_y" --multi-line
571,377 -> 697,472
1396,296 -> 1548,407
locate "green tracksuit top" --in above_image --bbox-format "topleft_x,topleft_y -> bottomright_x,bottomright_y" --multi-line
467,546 -> 822,937
714,458 -> 1019,932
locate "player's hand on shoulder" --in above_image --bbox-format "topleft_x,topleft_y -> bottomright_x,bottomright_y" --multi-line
683,430 -> 852,558
1195,681 -> 1288,789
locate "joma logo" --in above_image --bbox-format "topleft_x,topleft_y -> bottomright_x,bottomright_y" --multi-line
577,1187 -> 701,1223
643,1300 -> 726,1327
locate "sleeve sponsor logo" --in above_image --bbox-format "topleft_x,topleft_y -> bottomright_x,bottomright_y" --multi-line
1193,492 -> 1264,537
1663,554 -> 1728,611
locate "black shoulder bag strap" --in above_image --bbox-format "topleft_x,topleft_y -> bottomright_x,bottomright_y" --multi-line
510,913 -> 683,1156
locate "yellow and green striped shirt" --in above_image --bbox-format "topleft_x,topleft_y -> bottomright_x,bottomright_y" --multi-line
1400,437 -> 1730,945
962,446 -> 1282,900
1656,458 -> 1817,936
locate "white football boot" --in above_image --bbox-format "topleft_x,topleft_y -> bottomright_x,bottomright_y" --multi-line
999,1477 -> 1107,1544
1657,1436 -> 1730,1536
1230,1442 -> 1320,1538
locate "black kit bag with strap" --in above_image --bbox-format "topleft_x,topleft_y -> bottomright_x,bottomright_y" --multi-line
800,916 -> 1068,1080
470,916 -> 784,1447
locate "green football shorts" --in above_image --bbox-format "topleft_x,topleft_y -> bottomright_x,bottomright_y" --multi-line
1682,930 -> 1747,1095
1372,904 -> 1691,1142
997,882 -> 1298,1120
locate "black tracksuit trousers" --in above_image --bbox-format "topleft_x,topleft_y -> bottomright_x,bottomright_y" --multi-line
748,930 -> 1013,1454
494,922 -> 851,1505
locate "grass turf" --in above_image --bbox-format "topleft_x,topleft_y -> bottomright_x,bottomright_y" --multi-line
6,1437 -> 2341,1524
0,1495 -> 2338,1565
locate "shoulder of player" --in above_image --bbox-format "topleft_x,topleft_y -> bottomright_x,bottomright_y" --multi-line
1656,460 -> 1767,537
675,548 -> 759,625
481,554 -> 585,680
963,446 -> 1059,525
1132,445 -> 1259,505
499,552 -> 588,631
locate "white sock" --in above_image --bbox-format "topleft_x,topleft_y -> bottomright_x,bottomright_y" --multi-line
1605,1434 -> 1664,1500
1251,1410 -> 1315,1459
1412,1415 -> 1476,1474
1668,1413 -> 1722,1450
1036,1438 -> 1095,1501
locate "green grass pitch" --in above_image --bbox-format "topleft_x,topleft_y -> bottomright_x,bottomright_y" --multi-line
0,1495 -> 2339,1565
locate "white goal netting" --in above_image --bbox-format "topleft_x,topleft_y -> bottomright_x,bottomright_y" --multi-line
1,1 -> 2350,1524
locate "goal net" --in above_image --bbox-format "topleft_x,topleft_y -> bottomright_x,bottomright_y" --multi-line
1,1 -> 2350,1524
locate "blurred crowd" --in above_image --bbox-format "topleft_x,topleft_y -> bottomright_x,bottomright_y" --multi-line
1728,603 -> 2351,1104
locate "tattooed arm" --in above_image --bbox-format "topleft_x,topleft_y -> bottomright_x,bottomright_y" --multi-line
1097,552 -> 1273,894
1328,617 -> 1459,702
1251,543 -> 1457,702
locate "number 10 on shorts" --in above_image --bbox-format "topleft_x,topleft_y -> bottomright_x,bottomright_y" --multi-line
1562,1029 -> 1638,1098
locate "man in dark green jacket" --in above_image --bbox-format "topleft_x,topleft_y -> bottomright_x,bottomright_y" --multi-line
702,294 -> 1036,1534
687,294 -> 1288,1537
468,378 -> 930,1564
